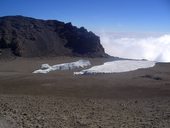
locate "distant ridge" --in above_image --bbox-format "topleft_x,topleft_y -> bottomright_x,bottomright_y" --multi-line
0,15 -> 108,58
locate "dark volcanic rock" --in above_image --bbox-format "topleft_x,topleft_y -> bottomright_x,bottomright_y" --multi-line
0,15 -> 107,57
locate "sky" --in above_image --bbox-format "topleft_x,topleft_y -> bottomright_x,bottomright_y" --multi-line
0,0 -> 170,33
0,0 -> 170,62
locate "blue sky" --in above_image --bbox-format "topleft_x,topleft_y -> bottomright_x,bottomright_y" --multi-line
0,0 -> 170,33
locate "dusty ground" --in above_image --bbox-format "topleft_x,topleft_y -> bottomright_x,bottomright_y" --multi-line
0,57 -> 170,128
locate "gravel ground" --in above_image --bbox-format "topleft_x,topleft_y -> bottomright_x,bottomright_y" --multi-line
0,57 -> 170,128
0,95 -> 170,128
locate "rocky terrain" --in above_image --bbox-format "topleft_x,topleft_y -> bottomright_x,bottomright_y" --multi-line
0,57 -> 170,127
1,95 -> 170,128
0,16 -> 107,57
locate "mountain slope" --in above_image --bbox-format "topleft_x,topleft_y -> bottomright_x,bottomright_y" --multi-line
0,16 -> 107,57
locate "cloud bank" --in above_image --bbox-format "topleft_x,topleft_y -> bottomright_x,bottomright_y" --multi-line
99,32 -> 170,62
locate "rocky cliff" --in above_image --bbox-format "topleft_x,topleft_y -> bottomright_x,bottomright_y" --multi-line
0,16 -> 107,57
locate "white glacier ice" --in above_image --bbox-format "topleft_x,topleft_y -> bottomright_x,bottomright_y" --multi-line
74,60 -> 156,75
33,59 -> 91,74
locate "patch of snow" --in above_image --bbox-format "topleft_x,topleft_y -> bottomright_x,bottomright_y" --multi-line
74,60 -> 156,75
33,60 -> 91,74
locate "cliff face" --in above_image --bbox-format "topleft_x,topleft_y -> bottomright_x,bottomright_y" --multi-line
0,16 -> 107,57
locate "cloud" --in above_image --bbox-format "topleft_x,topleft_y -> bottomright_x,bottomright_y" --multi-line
98,32 -> 170,62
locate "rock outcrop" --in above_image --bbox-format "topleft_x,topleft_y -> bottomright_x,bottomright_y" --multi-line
0,16 -> 107,57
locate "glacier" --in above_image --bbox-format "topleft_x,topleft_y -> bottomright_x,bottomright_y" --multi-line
33,59 -> 91,74
74,60 -> 156,75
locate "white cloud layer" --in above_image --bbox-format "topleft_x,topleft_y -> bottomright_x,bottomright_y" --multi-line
99,33 -> 170,62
